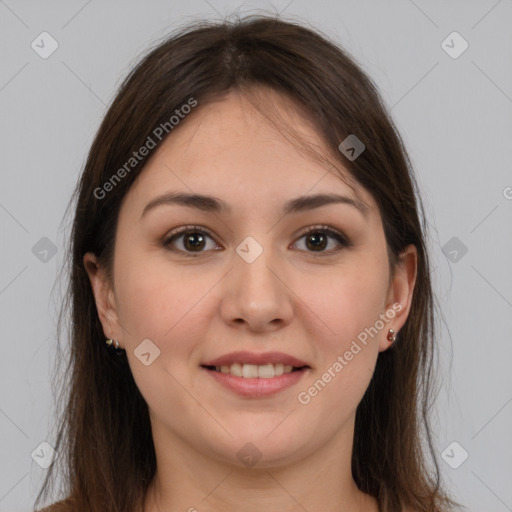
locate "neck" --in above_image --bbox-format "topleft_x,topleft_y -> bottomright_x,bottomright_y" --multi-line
143,419 -> 379,512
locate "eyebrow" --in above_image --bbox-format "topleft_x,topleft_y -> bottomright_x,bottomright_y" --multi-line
140,191 -> 369,219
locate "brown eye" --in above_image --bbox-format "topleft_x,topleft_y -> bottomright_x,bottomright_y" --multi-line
294,226 -> 351,254
162,224 -> 350,256
305,232 -> 328,251
182,232 -> 206,251
163,227 -> 219,254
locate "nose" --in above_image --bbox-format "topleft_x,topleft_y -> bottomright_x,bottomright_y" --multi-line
220,245 -> 294,332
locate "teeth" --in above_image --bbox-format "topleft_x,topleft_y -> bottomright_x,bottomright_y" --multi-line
213,363 -> 297,378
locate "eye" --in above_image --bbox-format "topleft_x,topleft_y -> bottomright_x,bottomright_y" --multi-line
293,225 -> 351,254
162,226 -> 220,255
162,224 -> 351,256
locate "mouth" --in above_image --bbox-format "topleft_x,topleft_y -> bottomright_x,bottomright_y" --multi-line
200,363 -> 311,398
200,351 -> 312,397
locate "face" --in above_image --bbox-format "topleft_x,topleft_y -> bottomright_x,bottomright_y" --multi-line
85,88 -> 416,468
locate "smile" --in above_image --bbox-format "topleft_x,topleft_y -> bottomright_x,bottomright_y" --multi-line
201,364 -> 310,397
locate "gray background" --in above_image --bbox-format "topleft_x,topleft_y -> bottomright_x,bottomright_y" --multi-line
1,0 -> 511,511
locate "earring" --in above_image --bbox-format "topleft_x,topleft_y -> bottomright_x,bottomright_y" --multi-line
387,329 -> 396,343
106,338 -> 122,350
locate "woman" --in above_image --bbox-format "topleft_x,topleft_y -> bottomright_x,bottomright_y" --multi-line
35,13 -> 463,512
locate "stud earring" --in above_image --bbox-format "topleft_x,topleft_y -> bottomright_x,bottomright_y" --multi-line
387,329 -> 396,343
106,338 -> 121,350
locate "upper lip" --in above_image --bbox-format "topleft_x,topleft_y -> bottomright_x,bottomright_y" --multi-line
202,351 -> 310,368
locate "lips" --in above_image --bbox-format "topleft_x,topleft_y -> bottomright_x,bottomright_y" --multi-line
201,350 -> 310,368
204,365 -> 309,397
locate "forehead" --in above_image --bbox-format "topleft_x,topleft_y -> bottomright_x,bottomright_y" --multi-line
125,89 -> 377,214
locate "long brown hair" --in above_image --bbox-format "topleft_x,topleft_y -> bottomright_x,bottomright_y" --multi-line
35,13 -> 463,512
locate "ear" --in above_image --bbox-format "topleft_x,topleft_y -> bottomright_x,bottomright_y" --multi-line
83,252 -> 123,346
379,244 -> 417,352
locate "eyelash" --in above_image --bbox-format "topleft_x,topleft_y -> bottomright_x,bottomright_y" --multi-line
162,224 -> 352,257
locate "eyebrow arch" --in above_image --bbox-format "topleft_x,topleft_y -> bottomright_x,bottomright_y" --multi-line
140,192 -> 369,219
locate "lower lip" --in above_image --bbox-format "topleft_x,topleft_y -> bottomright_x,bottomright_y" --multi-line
202,367 -> 309,398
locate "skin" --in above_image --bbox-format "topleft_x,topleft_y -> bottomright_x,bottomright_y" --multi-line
84,88 -> 417,512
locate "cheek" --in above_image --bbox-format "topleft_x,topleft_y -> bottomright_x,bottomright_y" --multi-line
306,254 -> 389,412
114,248 -> 210,340
295,265 -> 386,419
113,254 -> 210,411
301,258 -> 389,350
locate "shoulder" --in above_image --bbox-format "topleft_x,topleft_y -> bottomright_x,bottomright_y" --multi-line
35,497 -> 75,512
